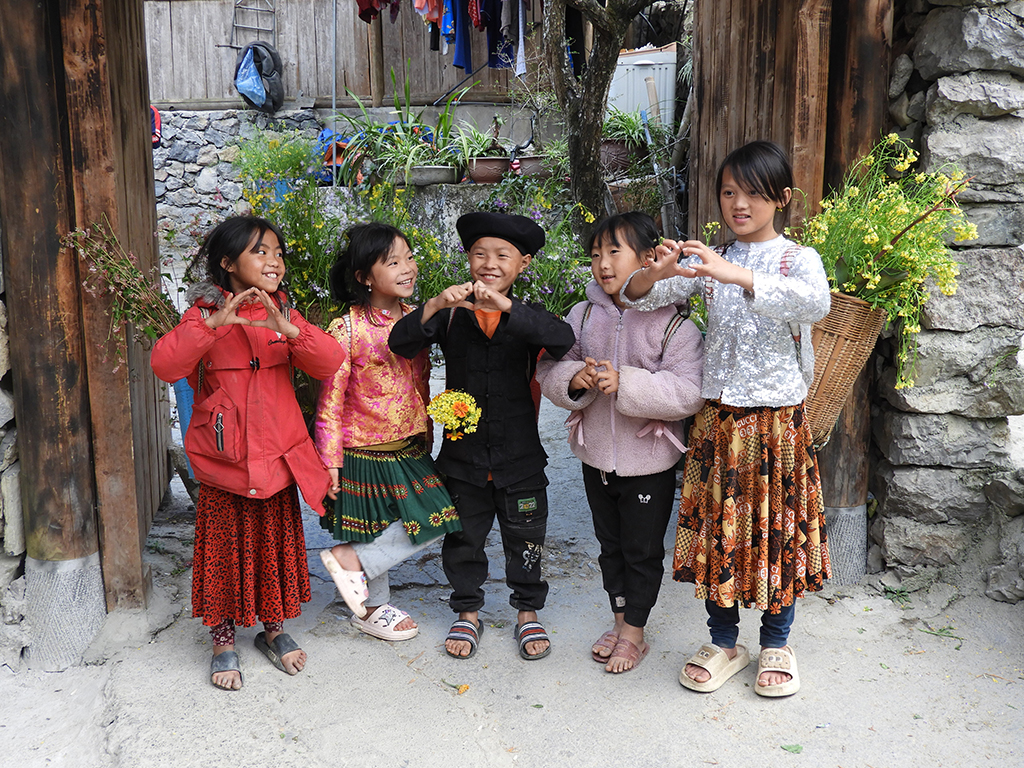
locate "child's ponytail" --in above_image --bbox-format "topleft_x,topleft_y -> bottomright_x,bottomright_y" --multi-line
330,222 -> 407,308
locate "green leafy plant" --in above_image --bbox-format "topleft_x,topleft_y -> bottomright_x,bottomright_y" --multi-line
335,68 -> 471,185
798,133 -> 976,389
233,128 -> 340,321
454,115 -> 510,159
603,106 -> 672,151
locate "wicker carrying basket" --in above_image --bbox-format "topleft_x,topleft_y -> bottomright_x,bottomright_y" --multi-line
805,292 -> 887,446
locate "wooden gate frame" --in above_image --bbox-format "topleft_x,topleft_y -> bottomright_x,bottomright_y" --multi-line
0,0 -> 169,611
690,0 -> 894,510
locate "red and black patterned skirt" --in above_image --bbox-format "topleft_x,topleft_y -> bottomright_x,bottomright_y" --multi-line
673,400 -> 831,614
191,484 -> 311,627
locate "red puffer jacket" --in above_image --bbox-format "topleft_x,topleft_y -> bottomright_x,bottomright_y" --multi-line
151,284 -> 344,514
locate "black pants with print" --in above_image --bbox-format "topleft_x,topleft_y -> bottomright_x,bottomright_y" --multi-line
442,473 -> 549,614
583,464 -> 677,628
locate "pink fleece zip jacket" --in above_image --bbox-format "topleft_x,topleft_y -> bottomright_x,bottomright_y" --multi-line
536,280 -> 705,477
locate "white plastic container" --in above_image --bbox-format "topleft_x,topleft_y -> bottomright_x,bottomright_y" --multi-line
606,43 -> 677,120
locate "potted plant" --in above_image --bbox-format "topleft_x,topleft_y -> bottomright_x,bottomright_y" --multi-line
601,106 -> 672,178
455,117 -> 510,183
336,69 -> 468,186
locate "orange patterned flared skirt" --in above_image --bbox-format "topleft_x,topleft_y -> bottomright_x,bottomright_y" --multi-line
673,400 -> 831,613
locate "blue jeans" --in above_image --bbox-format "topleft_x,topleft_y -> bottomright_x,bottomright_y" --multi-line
705,600 -> 795,649
352,521 -> 435,606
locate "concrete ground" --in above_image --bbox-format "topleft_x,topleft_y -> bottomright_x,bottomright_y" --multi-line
3,390 -> 1023,768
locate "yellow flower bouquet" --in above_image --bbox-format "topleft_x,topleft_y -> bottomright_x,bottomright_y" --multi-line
800,133 -> 977,389
427,390 -> 482,441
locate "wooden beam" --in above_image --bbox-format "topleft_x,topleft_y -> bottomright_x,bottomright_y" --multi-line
369,16 -> 385,107
818,0 -> 893,510
60,0 -> 157,610
0,3 -> 99,562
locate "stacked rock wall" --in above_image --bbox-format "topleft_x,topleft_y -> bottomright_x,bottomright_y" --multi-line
0,225 -> 27,666
153,108 -> 325,253
872,0 -> 1024,601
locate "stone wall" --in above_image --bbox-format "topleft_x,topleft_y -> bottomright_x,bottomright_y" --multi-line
154,108 -> 325,252
872,0 -> 1024,601
0,225 -> 27,666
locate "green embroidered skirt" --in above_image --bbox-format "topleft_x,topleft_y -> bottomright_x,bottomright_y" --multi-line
322,439 -> 461,545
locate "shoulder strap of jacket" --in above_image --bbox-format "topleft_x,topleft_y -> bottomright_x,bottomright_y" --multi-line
661,306 -> 689,354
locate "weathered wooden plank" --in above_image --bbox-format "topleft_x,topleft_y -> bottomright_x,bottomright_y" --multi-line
62,0 -> 159,609
205,2 -> 237,102
825,0 -> 892,192
145,1 -> 172,104
0,5 -> 99,563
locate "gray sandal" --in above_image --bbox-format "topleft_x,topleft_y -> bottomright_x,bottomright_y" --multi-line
254,631 -> 303,675
210,650 -> 243,690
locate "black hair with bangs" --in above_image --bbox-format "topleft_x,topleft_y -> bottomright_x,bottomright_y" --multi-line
586,211 -> 660,264
716,140 -> 794,210
199,215 -> 287,294
329,222 -> 409,321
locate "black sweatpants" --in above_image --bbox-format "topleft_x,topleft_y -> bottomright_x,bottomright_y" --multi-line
442,472 -> 549,614
583,464 -> 677,628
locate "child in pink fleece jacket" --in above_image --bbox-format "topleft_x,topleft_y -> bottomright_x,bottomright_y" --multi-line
536,212 -> 705,673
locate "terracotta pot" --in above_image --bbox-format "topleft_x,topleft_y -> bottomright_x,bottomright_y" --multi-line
467,156 -> 509,183
515,155 -> 552,178
600,139 -> 631,177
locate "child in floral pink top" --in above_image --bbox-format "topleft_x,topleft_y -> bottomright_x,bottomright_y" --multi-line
315,223 -> 461,641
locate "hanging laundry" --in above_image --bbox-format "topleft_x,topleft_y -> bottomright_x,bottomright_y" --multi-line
481,0 -> 513,69
442,0 -> 455,43
452,0 -> 472,71
357,0 -> 402,24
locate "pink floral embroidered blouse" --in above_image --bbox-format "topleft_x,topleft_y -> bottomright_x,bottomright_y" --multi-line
314,303 -> 431,468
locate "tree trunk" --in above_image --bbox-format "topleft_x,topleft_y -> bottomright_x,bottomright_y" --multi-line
545,0 -> 650,238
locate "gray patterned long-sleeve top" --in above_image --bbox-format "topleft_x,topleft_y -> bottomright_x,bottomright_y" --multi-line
620,235 -> 831,408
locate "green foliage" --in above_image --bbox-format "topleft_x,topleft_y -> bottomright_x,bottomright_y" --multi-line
603,106 -> 672,151
334,68 -> 472,185
798,133 -> 975,389
234,129 -> 339,321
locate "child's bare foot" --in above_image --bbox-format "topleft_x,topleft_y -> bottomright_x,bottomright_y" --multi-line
265,630 -> 306,674
592,614 -> 626,662
331,543 -> 361,571
517,610 -> 549,658
445,611 -> 481,657
211,645 -> 242,690
684,645 -> 739,684
605,623 -> 648,673
758,645 -> 793,687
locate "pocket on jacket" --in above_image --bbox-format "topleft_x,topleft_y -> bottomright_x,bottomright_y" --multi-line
185,386 -> 242,463
502,472 -> 549,528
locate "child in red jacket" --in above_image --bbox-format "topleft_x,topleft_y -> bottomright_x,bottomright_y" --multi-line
152,216 -> 343,691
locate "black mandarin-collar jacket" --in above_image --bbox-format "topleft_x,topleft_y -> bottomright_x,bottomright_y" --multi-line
389,298 -> 575,489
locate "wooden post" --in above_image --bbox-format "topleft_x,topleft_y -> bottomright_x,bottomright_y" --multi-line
819,0 -> 893,510
690,0 -> 831,238
0,0 -> 167,613
0,1 -> 99,564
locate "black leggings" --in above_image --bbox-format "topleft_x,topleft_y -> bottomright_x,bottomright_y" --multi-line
583,464 -> 677,628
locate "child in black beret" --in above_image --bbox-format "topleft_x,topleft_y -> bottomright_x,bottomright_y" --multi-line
389,211 -> 575,660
